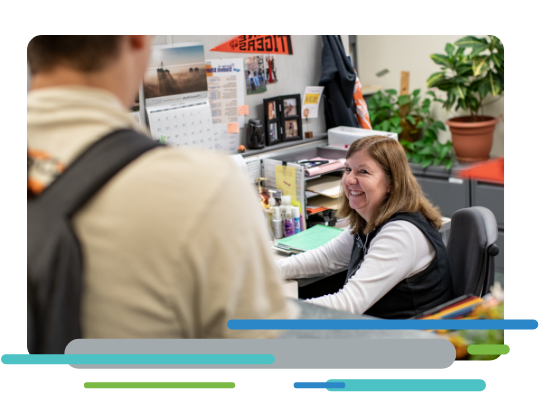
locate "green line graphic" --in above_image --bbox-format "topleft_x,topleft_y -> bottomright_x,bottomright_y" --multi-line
467,344 -> 540,356
327,379 -> 486,391
85,382 -> 235,389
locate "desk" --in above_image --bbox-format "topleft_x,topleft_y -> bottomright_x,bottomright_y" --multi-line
274,217 -> 452,294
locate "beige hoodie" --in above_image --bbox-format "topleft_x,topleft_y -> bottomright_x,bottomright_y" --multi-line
28,86 -> 296,339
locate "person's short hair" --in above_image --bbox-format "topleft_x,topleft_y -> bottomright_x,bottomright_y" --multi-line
337,135 -> 442,235
27,36 -> 124,75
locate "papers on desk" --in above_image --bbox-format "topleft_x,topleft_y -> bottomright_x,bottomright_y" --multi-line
275,224 -> 343,253
306,175 -> 342,198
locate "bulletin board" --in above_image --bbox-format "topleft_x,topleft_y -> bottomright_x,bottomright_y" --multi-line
141,35 -> 327,150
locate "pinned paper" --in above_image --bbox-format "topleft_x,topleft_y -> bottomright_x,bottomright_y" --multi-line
227,123 -> 239,133
238,105 -> 249,116
276,165 -> 297,202
211,36 -> 293,55
301,86 -> 325,119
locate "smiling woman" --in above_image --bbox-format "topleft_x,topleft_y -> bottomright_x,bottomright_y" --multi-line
277,135 -> 454,318
338,136 -> 443,236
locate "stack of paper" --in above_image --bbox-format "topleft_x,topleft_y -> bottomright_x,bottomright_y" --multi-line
274,224 -> 343,253
306,175 -> 342,198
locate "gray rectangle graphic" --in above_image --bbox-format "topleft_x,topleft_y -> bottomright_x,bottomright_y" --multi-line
66,338 -> 455,369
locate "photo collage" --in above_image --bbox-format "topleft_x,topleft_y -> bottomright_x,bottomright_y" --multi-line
263,94 -> 303,146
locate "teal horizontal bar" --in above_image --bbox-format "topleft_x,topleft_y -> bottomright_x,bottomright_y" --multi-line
327,379 -> 486,392
228,319 -> 537,330
1,354 -> 275,365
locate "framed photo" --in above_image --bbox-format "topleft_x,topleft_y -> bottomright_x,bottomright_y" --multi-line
263,97 -> 282,146
280,94 -> 303,142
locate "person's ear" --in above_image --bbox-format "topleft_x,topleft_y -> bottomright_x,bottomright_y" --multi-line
128,35 -> 150,50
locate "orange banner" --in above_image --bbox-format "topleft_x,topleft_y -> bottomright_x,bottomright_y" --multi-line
210,36 -> 293,55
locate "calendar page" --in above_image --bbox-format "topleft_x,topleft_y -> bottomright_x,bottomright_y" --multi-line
146,101 -> 214,151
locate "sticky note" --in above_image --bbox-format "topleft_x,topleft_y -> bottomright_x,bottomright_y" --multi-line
238,105 -> 249,116
227,123 -> 239,133
276,165 -> 297,202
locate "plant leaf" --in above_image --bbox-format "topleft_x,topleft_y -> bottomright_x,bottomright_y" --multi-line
472,56 -> 491,76
397,95 -> 410,106
455,36 -> 488,53
412,89 -> 421,97
454,84 -> 467,99
488,70 -> 503,96
491,52 -> 503,68
421,157 -> 433,169
426,72 -> 446,88
445,159 -> 453,171
469,44 -> 489,57
419,145 -> 435,156
445,43 -> 455,57
385,89 -> 398,95
433,120 -> 446,131
430,54 -> 450,67
390,116 -> 401,126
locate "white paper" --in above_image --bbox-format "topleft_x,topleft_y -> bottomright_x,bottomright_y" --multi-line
301,86 -> 325,119
212,123 -> 240,154
146,101 -> 214,150
206,59 -> 245,129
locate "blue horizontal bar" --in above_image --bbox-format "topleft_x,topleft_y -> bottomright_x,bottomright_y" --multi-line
1,354 -> 275,365
295,382 -> 345,389
227,319 -> 538,330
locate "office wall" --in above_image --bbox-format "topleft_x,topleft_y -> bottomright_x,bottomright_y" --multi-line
356,35 -> 504,157
150,35 -> 327,147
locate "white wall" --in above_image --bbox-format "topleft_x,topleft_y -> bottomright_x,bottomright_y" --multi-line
356,35 -> 504,157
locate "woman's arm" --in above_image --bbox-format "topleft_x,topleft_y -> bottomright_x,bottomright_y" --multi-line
276,228 -> 354,279
306,221 -> 435,314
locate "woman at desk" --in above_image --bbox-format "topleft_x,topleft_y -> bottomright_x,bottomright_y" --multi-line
277,136 -> 454,318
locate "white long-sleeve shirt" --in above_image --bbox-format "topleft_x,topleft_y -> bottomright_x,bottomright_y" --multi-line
277,221 -> 436,314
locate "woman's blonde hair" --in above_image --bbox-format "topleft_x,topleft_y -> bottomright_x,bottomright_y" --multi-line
337,135 -> 442,235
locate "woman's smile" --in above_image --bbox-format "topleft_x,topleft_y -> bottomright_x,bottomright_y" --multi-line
342,149 -> 390,222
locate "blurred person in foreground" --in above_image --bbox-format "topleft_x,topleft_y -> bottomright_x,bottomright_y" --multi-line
277,136 -> 453,318
27,35 -> 296,339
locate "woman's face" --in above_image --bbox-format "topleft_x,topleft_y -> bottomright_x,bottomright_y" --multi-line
342,149 -> 390,223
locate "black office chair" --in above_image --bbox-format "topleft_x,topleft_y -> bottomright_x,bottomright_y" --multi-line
446,206 -> 500,298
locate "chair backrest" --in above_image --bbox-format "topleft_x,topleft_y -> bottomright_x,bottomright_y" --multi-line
446,206 -> 499,298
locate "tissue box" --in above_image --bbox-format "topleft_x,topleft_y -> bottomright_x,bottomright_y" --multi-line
328,126 -> 398,148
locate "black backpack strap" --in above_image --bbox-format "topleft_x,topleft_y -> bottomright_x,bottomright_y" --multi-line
33,129 -> 161,217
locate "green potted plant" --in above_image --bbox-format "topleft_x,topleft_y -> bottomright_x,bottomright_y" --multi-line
426,35 -> 504,162
368,88 -> 433,141
367,89 -> 454,170
400,121 -> 453,170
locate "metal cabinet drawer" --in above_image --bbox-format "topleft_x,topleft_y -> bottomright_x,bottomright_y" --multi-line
472,181 -> 504,229
415,176 -> 470,218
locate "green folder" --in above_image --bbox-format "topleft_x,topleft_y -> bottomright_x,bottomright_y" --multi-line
276,224 -> 343,252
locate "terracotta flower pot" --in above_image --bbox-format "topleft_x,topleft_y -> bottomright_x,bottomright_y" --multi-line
446,116 -> 498,163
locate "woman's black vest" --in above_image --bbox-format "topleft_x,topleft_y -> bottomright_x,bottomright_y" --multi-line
346,212 -> 453,319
